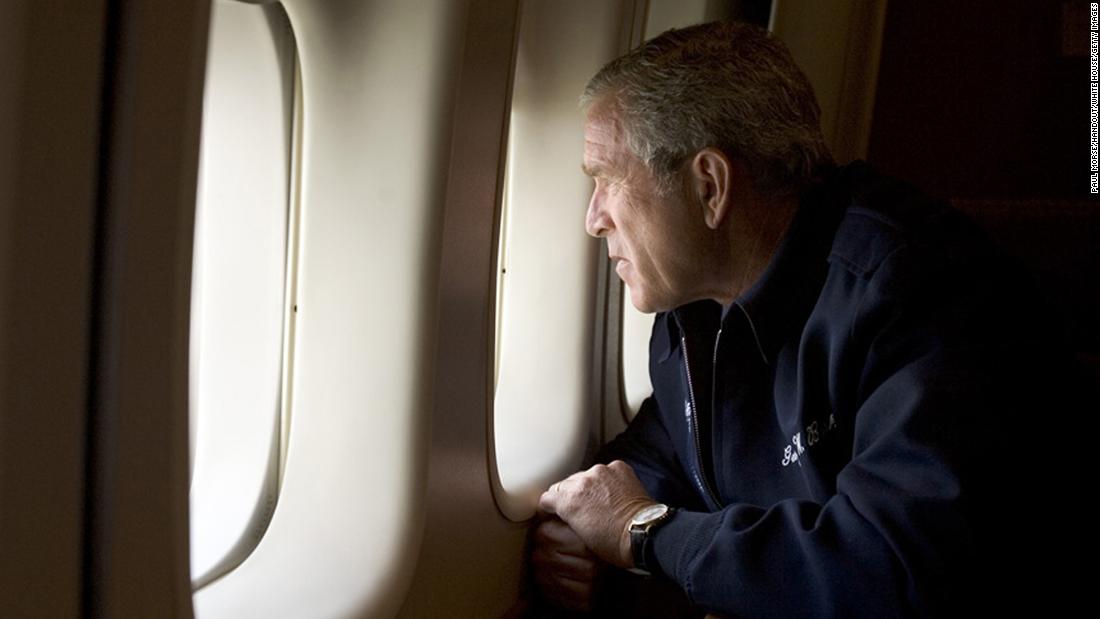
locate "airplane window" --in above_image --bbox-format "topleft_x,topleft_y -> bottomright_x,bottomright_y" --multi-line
490,0 -> 631,522
620,288 -> 655,420
188,0 -> 299,590
491,1 -> 740,513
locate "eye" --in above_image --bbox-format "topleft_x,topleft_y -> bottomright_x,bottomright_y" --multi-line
594,176 -> 619,195
602,176 -> 625,194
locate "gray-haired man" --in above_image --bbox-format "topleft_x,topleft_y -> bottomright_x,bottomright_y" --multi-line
533,20 -> 1080,618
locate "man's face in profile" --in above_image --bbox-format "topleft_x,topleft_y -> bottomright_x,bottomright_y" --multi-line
582,98 -> 703,314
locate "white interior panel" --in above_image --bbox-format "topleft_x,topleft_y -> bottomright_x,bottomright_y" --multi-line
491,0 -> 627,522
192,0 -> 464,616
189,0 -> 293,588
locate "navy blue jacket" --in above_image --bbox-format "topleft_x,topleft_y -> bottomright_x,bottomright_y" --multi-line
599,162 -> 1085,618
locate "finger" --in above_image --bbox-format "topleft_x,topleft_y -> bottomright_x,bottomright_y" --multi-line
536,488 -> 558,515
530,527 -> 598,567
607,459 -> 631,473
532,548 -> 599,581
538,478 -> 576,516
534,519 -> 592,557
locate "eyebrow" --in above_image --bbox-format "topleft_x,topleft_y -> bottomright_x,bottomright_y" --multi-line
580,162 -> 600,178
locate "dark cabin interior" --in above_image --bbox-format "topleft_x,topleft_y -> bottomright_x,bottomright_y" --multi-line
866,0 -> 1098,384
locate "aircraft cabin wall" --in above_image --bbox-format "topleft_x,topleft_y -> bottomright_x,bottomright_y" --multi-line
1,1 -> 108,617
0,0 -> 896,617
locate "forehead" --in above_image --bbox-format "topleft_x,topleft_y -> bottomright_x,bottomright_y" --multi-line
582,99 -> 631,175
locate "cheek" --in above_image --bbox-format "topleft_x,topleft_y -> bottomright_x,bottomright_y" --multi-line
631,222 -> 666,271
620,226 -> 650,272
617,195 -> 666,275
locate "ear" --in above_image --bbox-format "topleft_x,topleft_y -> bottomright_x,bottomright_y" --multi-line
689,147 -> 734,230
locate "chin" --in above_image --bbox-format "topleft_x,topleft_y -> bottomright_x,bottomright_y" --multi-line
626,288 -> 663,314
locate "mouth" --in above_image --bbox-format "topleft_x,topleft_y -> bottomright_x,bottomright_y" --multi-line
612,257 -> 629,278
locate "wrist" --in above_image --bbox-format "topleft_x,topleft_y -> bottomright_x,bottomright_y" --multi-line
625,503 -> 675,573
619,501 -> 657,568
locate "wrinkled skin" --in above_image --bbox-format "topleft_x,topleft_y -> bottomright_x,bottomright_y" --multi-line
532,461 -> 656,609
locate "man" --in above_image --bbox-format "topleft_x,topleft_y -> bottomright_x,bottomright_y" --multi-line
532,20 -> 1082,618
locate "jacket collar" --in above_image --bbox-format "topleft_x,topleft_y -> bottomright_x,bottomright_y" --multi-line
728,164 -> 856,365
654,162 -> 864,365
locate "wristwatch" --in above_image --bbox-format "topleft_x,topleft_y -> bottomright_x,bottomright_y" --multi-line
628,503 -> 675,573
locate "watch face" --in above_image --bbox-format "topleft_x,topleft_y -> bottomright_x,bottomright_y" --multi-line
631,503 -> 669,526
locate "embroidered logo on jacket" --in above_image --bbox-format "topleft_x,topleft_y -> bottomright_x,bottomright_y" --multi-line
781,413 -> 839,467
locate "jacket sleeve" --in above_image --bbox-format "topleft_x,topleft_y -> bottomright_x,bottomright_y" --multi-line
646,248 -> 1071,618
596,395 -> 707,511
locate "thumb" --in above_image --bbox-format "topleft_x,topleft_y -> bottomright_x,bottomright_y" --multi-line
537,486 -> 559,516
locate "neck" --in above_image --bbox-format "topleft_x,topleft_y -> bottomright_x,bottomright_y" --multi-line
714,191 -> 799,306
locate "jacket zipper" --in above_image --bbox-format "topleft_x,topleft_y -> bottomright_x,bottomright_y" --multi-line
681,334 -> 721,508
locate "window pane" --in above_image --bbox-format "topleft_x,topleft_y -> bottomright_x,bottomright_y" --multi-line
188,0 -> 297,589
491,0 -> 628,521
621,287 -> 655,419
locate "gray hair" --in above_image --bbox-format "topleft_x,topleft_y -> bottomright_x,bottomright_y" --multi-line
582,21 -> 833,196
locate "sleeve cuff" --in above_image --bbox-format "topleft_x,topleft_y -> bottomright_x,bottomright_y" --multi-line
648,509 -> 718,590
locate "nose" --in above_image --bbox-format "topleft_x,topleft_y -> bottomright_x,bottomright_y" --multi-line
585,186 -> 611,238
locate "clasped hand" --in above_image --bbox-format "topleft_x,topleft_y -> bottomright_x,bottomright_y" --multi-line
530,460 -> 656,610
